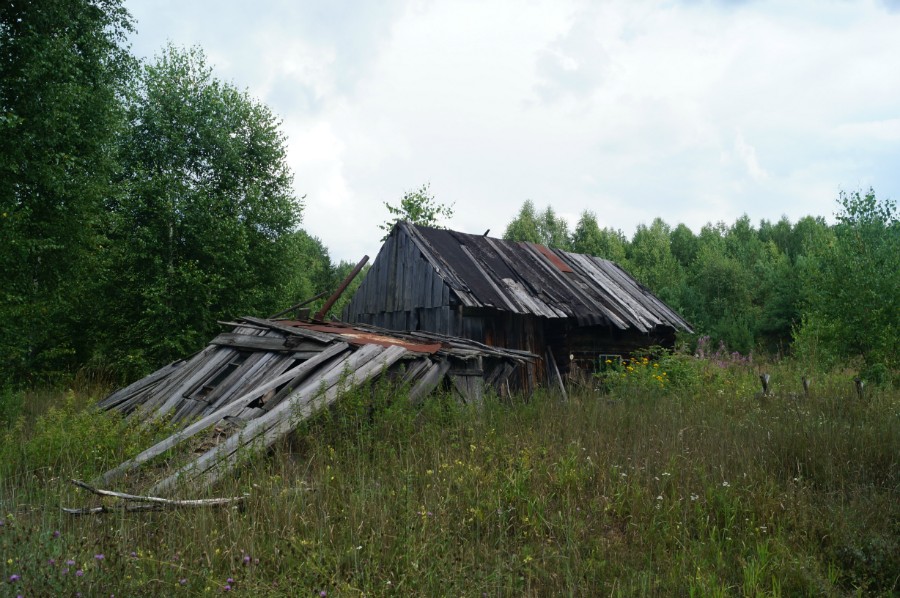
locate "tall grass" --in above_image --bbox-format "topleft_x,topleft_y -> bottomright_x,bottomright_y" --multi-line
1,357 -> 897,596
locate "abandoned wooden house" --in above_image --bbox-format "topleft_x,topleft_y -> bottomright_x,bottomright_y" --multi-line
343,222 -> 693,384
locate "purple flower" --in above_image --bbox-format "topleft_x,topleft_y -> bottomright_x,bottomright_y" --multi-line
66,559 -> 76,566
226,578 -> 234,584
48,558 -> 56,565
224,585 -> 232,592
320,591 -> 327,597
8,574 -> 21,582
180,578 -> 188,585
76,569 -> 84,577
62,568 -> 69,575
243,555 -> 251,564
130,552 -> 137,558
53,529 -> 60,538
95,553 -> 105,560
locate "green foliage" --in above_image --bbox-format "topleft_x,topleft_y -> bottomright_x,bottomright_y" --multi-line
379,182 -> 454,240
1,367 -> 897,595
627,218 -> 684,305
94,45 -> 305,375
795,189 -> 900,377
0,0 -> 136,382
0,391 -> 150,480
0,386 -> 23,429
571,210 -> 629,262
503,200 -> 572,249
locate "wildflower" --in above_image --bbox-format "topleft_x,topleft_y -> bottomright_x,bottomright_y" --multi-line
9,574 -> 21,582
226,578 -> 234,584
721,481 -> 730,488
690,494 -> 699,501
656,495 -> 663,501
66,559 -> 76,566
49,558 -> 56,565
224,585 -> 231,592
76,569 -> 84,577
95,554 -> 105,561
180,578 -> 188,585
320,591 -> 328,597
243,555 -> 251,564
130,552 -> 137,558
53,530 -> 61,538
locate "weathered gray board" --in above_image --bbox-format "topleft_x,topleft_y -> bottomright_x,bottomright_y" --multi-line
94,317 -> 534,497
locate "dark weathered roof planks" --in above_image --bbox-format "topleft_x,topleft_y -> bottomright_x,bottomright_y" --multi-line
396,222 -> 692,333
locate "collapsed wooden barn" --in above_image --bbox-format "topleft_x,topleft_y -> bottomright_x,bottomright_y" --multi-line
94,316 -> 533,497
343,222 -> 693,385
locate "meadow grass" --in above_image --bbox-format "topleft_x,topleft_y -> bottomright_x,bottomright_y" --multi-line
0,356 -> 897,596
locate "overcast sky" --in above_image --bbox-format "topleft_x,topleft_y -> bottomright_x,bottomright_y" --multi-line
123,0 -> 900,263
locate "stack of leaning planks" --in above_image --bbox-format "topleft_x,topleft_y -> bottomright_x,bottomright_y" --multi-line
95,316 -> 534,496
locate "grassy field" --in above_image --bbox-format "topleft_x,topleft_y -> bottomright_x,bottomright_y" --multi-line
1,355 -> 897,596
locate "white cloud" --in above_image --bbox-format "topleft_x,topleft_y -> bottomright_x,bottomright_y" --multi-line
124,0 -> 900,261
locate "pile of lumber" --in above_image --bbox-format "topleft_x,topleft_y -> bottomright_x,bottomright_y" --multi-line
95,317 -> 533,496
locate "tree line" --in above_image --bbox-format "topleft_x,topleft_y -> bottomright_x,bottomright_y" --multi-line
2,1 -> 897,387
502,194 -> 898,382
0,1 -> 353,383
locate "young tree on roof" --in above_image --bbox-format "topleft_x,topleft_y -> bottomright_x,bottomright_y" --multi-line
379,182 -> 454,240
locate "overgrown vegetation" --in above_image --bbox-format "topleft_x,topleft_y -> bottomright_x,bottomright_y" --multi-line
1,353 -> 897,596
0,1 -> 355,384
504,190 -> 899,379
1,4 -> 897,591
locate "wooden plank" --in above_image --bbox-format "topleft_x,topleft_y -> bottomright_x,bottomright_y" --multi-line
97,361 -> 185,410
97,342 -> 351,485
130,345 -> 228,419
210,332 -> 323,352
239,316 -> 334,344
145,347 -> 239,424
202,352 -> 284,414
407,358 -> 451,406
546,346 -> 568,402
150,344 -> 407,495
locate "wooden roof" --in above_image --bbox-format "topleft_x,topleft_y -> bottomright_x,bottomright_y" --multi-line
398,222 -> 692,333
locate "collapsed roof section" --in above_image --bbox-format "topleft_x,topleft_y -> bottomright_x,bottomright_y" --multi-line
97,316 -> 534,496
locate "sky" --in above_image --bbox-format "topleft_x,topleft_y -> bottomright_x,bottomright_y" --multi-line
123,0 -> 900,263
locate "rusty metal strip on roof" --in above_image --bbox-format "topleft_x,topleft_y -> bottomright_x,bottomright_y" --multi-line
530,242 -> 574,273
277,320 -> 444,354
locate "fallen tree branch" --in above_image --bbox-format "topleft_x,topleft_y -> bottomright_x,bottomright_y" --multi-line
62,479 -> 247,516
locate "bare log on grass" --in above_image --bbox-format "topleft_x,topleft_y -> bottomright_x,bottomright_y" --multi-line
62,479 -> 247,516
